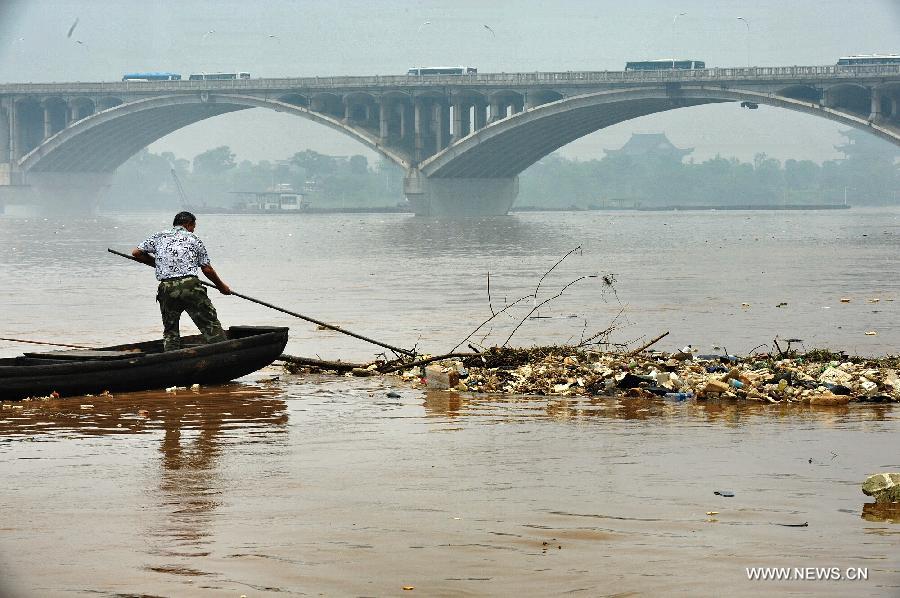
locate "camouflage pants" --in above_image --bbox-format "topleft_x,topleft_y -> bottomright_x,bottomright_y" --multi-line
156,276 -> 226,351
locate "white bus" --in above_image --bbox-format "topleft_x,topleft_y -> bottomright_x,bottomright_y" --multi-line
407,66 -> 477,76
836,54 -> 900,66
188,72 -> 251,80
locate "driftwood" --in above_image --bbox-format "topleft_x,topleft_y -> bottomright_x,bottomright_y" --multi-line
279,351 -> 482,375
627,331 -> 670,356
378,352 -> 480,374
277,354 -> 368,372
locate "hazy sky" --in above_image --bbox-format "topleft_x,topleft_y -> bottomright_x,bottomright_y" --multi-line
2,0 -> 898,165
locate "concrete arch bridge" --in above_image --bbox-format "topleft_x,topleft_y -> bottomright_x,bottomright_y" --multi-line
1,64 -> 898,215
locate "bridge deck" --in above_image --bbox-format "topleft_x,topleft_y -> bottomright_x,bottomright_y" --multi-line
1,65 -> 898,94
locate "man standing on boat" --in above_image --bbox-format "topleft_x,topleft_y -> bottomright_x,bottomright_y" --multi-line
132,211 -> 232,351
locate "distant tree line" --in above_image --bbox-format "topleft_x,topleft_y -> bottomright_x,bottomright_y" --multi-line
518,135 -> 899,209
103,131 -> 899,211
102,146 -> 405,211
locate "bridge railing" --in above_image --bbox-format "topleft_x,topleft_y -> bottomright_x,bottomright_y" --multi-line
1,65 -> 898,93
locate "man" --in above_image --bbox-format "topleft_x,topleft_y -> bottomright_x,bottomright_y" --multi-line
132,211 -> 232,351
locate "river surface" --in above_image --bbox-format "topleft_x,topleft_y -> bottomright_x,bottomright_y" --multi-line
1,209 -> 899,596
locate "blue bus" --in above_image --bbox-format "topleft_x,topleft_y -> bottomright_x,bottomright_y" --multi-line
122,72 -> 181,81
625,59 -> 706,71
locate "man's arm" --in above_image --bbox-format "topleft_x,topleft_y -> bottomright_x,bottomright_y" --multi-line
201,264 -> 232,295
131,247 -> 156,267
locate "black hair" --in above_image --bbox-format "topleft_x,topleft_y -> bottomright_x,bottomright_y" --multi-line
173,211 -> 197,226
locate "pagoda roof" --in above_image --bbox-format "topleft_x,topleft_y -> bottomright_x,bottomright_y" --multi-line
604,133 -> 693,157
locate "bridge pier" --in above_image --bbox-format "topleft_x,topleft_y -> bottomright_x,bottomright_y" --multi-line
870,88 -> 882,120
0,171 -> 111,216
403,171 -> 518,217
0,106 -> 9,163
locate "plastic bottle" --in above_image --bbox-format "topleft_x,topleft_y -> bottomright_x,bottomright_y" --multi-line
729,379 -> 743,389
664,392 -> 693,401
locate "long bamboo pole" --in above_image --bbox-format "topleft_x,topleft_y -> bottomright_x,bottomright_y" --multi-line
108,248 -> 415,357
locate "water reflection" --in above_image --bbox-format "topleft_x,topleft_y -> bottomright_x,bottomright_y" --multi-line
861,502 -> 900,524
0,384 -> 287,438
386,215 -> 575,257
0,384 -> 288,571
420,390 -> 896,425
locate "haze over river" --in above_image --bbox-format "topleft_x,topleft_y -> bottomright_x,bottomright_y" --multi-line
1,208 -> 898,596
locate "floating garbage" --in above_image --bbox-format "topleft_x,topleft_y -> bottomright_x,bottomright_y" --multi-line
448,345 -> 900,404
862,473 -> 900,504
284,341 -> 900,405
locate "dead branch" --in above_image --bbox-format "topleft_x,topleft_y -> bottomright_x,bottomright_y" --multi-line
773,337 -> 785,358
502,276 -> 589,347
378,352 -> 480,374
577,305 -> 627,347
487,271 -> 495,317
448,294 -> 532,353
627,331 -> 669,356
277,354 -> 367,372
534,245 -> 581,302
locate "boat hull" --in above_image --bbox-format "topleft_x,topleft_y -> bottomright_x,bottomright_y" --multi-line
0,326 -> 288,401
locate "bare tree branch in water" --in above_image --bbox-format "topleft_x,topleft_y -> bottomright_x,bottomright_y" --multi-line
448,294 -> 532,353
577,304 -> 628,348
378,351 -> 480,374
502,275 -> 591,347
450,245 -> 622,353
487,271 -> 495,317
533,245 -> 581,302
627,331 -> 670,356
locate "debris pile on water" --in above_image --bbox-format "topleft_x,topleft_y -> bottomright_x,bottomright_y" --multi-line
382,346 -> 900,403
862,473 -> 900,504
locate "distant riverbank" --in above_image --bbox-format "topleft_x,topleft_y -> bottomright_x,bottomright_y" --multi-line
512,203 -> 851,212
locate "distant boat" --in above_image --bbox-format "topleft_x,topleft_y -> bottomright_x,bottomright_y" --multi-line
229,184 -> 307,213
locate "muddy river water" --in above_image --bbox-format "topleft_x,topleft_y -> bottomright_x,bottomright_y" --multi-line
1,210 -> 899,595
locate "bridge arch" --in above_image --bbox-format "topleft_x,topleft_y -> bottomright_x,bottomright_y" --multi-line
70,97 -> 95,122
823,84 -> 870,116
277,93 -> 308,107
14,98 -> 43,156
777,84 -> 822,103
41,97 -> 68,137
526,89 -> 564,108
309,92 -> 343,119
419,86 -> 900,179
19,93 -> 411,174
97,97 -> 123,111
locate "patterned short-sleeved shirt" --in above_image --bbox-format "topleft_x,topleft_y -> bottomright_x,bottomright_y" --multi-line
137,226 -> 212,281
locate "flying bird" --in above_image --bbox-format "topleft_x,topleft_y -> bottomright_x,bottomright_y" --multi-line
483,24 -> 495,37
67,17 -> 79,38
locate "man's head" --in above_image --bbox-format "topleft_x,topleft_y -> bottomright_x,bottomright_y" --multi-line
173,211 -> 197,231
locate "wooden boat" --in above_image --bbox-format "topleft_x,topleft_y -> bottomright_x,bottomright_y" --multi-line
0,326 -> 289,401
